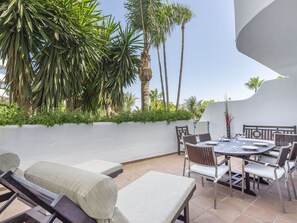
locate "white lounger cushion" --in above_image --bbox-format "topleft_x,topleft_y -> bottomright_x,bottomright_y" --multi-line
0,149 -> 20,172
117,171 -> 195,223
74,160 -> 122,176
24,161 -> 118,221
244,163 -> 285,180
190,164 -> 229,179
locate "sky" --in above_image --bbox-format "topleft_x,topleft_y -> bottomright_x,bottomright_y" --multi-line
100,0 -> 279,104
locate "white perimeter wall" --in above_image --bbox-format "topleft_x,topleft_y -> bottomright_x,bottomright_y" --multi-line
200,76 -> 297,139
0,120 -> 194,170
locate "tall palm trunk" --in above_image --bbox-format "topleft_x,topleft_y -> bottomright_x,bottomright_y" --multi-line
163,42 -> 169,111
176,23 -> 185,111
140,50 -> 152,110
157,45 -> 166,110
139,0 -> 152,111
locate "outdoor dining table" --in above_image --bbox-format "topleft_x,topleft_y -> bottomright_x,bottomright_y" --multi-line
198,138 -> 276,196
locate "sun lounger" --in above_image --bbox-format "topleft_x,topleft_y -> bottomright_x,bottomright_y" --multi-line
0,161 -> 196,223
0,148 -> 123,178
73,159 -> 123,178
0,148 -> 123,209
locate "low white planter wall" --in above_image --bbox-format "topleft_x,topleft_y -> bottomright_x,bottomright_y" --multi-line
0,120 -> 193,169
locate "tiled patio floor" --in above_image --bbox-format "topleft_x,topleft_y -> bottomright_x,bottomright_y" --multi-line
1,154 -> 297,222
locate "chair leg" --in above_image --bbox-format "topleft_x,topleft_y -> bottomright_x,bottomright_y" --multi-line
242,162 -> 245,198
183,203 -> 189,223
253,175 -> 255,190
285,176 -> 292,201
289,171 -> 297,199
275,178 -> 286,213
229,161 -> 233,197
214,181 -> 217,209
201,177 -> 204,187
183,158 -> 186,176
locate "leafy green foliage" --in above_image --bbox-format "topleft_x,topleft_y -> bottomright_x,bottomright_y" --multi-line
100,110 -> 192,124
245,76 -> 264,92
0,104 -> 191,126
0,104 -> 27,126
81,21 -> 142,113
182,96 -> 214,120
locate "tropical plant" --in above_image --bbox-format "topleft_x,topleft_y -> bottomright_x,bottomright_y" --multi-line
157,4 -> 175,111
245,76 -> 264,92
81,22 -> 142,115
224,100 -> 234,138
277,75 -> 287,79
149,88 -> 162,110
125,0 -> 162,110
0,0 -> 105,113
123,92 -> 138,112
183,96 -> 201,119
174,4 -> 193,111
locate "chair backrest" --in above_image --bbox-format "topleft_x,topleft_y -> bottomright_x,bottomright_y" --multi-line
276,145 -> 291,167
243,125 -> 297,140
182,135 -> 197,145
288,142 -> 297,161
185,143 -> 216,166
274,133 -> 297,147
198,133 -> 211,142
175,126 -> 189,142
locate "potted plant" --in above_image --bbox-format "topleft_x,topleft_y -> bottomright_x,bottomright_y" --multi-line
224,100 -> 234,139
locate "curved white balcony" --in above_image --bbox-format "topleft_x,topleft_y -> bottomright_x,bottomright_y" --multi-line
235,0 -> 297,77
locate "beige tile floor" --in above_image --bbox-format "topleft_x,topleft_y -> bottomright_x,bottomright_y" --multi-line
1,154 -> 297,222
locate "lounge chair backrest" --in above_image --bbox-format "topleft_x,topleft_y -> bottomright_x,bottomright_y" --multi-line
24,161 -> 125,222
0,149 -> 20,173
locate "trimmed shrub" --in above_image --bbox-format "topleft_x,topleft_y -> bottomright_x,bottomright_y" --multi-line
0,104 -> 192,127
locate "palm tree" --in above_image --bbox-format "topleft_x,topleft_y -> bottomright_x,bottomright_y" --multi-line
245,76 -> 264,92
125,0 -> 162,110
0,0 -> 105,112
184,96 -> 202,119
149,88 -> 162,110
123,92 -> 138,112
150,14 -> 166,110
151,3 -> 176,111
174,4 -> 193,111
81,22 -> 142,114
32,0 -> 104,111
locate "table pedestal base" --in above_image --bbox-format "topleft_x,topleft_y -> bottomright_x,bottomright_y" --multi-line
214,171 -> 269,196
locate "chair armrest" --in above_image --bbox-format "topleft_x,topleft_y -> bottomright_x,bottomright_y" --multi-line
217,157 -> 230,166
242,158 -> 280,168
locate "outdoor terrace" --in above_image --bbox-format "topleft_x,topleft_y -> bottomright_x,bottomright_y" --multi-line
1,154 -> 297,223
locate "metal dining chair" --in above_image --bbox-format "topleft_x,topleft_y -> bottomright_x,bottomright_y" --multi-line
175,126 -> 189,155
198,133 -> 211,142
242,145 -> 291,213
285,142 -> 297,200
185,143 -> 232,209
182,135 -> 197,176
268,133 -> 297,157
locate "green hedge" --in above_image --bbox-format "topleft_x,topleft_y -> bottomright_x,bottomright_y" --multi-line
0,104 -> 192,127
